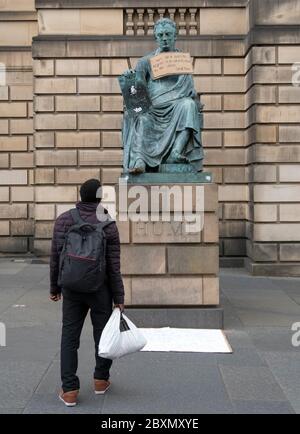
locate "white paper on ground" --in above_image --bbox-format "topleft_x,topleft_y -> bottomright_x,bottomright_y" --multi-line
139,328 -> 232,353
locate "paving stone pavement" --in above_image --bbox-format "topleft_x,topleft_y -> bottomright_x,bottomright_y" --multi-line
0,259 -> 299,414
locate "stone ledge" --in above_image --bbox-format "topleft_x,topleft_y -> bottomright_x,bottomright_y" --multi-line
0,46 -> 32,52
124,172 -> 213,184
0,12 -> 37,21
35,0 -> 248,9
247,26 -> 300,46
125,307 -> 224,329
32,26 -> 300,59
245,258 -> 300,277
220,257 -> 245,268
32,36 -> 245,58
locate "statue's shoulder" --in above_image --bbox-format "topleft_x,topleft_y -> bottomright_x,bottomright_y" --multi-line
136,50 -> 157,71
140,50 -> 157,61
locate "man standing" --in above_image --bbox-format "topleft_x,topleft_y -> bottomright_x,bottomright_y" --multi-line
50,178 -> 125,407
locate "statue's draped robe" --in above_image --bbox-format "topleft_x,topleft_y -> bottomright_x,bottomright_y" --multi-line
122,49 -> 204,172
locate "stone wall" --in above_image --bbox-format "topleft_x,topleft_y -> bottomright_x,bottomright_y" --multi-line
0,0 -> 300,276
0,0 -> 37,254
246,0 -> 300,275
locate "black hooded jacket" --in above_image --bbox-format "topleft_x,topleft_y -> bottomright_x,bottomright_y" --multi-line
50,201 -> 125,304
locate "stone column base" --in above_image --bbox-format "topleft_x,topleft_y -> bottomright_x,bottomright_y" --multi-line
245,258 -> 300,277
117,180 -> 220,327
126,307 -> 224,329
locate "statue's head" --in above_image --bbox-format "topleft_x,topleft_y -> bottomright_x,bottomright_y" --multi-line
154,18 -> 177,52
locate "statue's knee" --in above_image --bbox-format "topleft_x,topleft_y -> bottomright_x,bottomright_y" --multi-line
181,97 -> 195,111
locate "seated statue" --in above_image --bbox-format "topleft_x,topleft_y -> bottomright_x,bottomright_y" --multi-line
121,18 -> 204,174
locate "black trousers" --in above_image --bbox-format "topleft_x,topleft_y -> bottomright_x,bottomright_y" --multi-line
61,287 -> 113,392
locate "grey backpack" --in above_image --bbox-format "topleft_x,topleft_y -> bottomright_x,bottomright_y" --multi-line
58,208 -> 114,293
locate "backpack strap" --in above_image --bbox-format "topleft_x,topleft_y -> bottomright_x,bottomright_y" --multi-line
71,208 -> 115,230
70,208 -> 86,225
96,219 -> 115,232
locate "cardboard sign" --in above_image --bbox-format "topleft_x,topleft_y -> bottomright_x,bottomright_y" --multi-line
150,52 -> 193,79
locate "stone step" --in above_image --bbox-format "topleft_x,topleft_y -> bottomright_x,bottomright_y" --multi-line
126,307 -> 224,329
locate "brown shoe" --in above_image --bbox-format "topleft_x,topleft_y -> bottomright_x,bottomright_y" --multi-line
94,379 -> 110,395
59,389 -> 79,407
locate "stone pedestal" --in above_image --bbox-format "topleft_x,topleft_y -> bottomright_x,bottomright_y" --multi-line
115,176 -> 222,328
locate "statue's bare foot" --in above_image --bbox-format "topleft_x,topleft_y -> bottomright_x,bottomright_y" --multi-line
129,159 -> 146,174
166,150 -> 187,164
129,166 -> 145,174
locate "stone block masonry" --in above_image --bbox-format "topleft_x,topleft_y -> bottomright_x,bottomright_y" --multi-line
117,182 -> 219,306
0,0 -> 36,252
0,0 -> 300,276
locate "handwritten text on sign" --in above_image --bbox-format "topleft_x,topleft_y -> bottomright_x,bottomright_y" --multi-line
150,52 -> 193,80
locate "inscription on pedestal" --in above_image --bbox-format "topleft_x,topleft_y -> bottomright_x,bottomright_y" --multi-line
132,220 -> 202,243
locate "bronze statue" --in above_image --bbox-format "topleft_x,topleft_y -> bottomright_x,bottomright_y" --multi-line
119,18 -> 204,174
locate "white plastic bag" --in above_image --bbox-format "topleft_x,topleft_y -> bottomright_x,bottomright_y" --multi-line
98,308 -> 147,359
97,308 -> 121,359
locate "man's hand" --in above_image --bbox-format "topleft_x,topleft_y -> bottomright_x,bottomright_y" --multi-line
49,294 -> 61,302
115,304 -> 125,312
